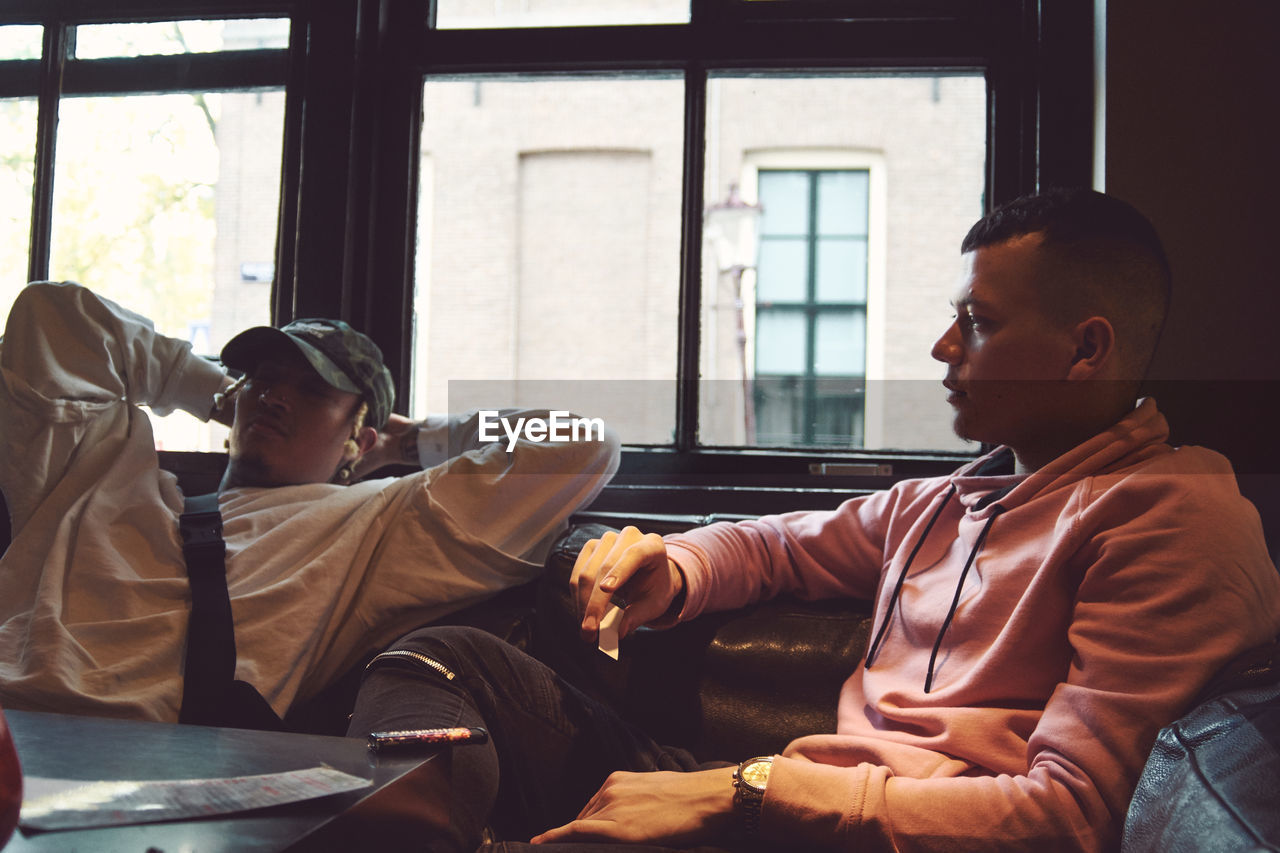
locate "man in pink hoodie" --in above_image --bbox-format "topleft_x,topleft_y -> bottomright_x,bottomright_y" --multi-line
349,189 -> 1280,852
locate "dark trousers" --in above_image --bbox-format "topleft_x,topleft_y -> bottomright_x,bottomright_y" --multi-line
347,625 -> 737,853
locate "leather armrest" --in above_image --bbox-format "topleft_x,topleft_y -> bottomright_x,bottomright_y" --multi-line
1122,640 -> 1280,852
533,523 -> 874,761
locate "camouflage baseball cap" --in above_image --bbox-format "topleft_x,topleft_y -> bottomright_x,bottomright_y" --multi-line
220,318 -> 395,429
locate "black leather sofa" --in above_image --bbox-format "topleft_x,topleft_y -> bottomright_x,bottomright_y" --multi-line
529,521 -> 872,762
320,513 -> 1271,851
4,466 -> 1277,850
520,519 -> 1280,852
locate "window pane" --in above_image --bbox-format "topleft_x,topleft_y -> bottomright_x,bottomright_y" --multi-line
751,375 -> 867,448
0,98 -> 37,317
814,238 -> 867,303
817,170 -> 868,235
752,375 -> 803,446
813,377 -> 866,446
699,72 -> 985,451
435,0 -> 689,29
0,25 -> 43,60
755,311 -> 806,374
814,309 -> 865,375
758,171 -> 810,235
47,89 -> 285,451
73,19 -> 290,59
756,238 -> 808,302
414,74 -> 683,445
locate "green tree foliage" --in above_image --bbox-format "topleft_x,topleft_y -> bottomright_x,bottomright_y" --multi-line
0,99 -> 36,314
47,92 -> 219,338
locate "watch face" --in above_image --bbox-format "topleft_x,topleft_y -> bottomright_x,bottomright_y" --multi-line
741,759 -> 771,791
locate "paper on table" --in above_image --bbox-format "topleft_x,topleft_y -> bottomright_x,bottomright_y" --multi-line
19,765 -> 371,832
598,604 -> 624,660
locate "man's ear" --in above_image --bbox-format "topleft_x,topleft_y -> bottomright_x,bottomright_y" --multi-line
1067,316 -> 1115,380
354,425 -> 379,457
341,425 -> 379,464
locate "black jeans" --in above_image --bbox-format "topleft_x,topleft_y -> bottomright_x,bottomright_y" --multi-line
347,625 -> 737,853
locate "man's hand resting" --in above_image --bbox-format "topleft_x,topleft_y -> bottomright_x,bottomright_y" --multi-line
530,767 -> 736,846
572,526 -> 685,644
350,413 -> 419,480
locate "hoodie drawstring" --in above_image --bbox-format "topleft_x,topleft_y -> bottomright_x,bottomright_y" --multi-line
864,484 -> 957,670
863,484 -> 1008,693
923,503 -> 1005,692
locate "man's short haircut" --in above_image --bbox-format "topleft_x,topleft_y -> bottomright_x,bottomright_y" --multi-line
961,188 -> 1172,378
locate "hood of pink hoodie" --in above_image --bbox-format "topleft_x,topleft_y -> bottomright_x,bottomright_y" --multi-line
948,397 -> 1172,517
861,398 -> 1179,695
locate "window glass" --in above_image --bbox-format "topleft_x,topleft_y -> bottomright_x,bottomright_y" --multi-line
414,74 -> 684,444
73,19 -> 290,59
755,311 -> 807,374
815,310 -> 865,375
817,170 -> 868,235
0,98 -> 37,315
0,25 -> 43,60
815,239 -> 866,302
758,171 -> 810,234
0,19 -> 287,452
48,90 -> 283,348
47,86 -> 284,451
699,72 -> 986,451
435,0 -> 689,30
755,239 -> 808,302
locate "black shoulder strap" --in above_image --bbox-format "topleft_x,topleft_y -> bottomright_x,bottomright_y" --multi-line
178,492 -> 284,730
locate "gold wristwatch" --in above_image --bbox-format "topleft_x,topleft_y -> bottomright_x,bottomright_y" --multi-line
732,755 -> 773,835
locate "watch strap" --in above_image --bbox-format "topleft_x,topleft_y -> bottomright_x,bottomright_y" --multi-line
732,756 -> 773,836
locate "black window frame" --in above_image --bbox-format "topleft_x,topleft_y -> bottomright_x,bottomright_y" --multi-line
395,0 -> 1094,513
0,0 -> 300,296
1,0 -> 1094,517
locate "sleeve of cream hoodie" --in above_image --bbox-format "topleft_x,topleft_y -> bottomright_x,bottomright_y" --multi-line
410,408 -> 621,564
665,461 -> 1280,852
0,281 -> 226,533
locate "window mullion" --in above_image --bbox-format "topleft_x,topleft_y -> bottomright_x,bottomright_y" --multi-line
675,61 -> 707,452
27,21 -> 69,283
803,171 -> 820,445
60,51 -> 288,95
271,10 -> 307,325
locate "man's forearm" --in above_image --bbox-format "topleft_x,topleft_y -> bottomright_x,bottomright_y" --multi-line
396,422 -> 421,466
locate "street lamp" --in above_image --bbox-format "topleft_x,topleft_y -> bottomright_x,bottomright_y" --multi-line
704,183 -> 763,442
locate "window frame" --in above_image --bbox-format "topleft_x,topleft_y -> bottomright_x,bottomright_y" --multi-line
396,0 -> 1094,511
0,0 -> 302,339
1,0 -> 1094,516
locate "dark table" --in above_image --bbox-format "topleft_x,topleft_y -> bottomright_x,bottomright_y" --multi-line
2,710 -> 455,852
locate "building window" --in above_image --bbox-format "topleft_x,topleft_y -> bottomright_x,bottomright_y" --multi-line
753,168 -> 869,447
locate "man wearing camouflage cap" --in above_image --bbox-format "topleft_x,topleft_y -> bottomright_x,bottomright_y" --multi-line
217,316 -> 397,488
0,281 -> 620,724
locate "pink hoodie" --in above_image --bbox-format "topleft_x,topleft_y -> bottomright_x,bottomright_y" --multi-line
665,399 -> 1280,852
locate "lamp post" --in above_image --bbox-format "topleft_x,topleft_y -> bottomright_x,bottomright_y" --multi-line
704,183 -> 762,443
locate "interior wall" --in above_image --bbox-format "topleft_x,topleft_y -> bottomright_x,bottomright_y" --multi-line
1101,1 -> 1279,550
1100,0 -> 1280,555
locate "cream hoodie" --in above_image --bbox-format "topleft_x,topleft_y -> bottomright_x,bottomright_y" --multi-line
666,399 -> 1280,852
0,282 -> 620,722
